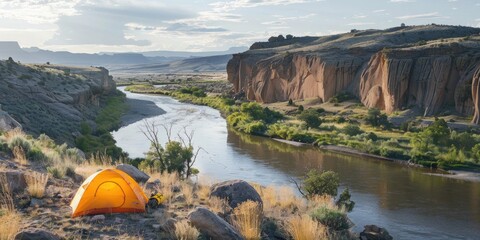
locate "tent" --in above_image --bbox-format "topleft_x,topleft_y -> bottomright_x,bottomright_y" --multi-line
70,169 -> 148,217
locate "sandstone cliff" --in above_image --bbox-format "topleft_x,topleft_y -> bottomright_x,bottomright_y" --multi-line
228,25 -> 480,121
0,59 -> 116,143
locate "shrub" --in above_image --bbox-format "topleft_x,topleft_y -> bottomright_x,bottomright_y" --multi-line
336,188 -> 355,212
298,105 -> 304,112
285,215 -> 327,240
365,108 -> 389,128
7,136 -> 31,153
303,170 -> 339,197
310,207 -> 350,231
298,109 -> 322,129
232,200 -> 263,240
28,147 -> 47,162
342,124 -> 363,136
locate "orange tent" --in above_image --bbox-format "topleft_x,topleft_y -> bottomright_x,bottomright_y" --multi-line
70,169 -> 148,217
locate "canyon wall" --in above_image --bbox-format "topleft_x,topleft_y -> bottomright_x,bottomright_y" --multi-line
228,25 -> 480,122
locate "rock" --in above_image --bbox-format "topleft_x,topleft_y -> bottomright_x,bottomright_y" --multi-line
359,225 -> 393,240
210,180 -> 262,209
152,224 -> 161,231
116,164 -> 150,183
0,170 -> 26,193
171,185 -> 181,193
14,228 -> 61,240
145,181 -> 161,193
0,110 -> 22,131
90,215 -> 106,222
187,207 -> 243,240
160,218 -> 178,232
174,194 -> 186,202
30,198 -> 44,208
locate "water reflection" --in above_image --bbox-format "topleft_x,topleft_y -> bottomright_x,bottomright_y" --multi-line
226,130 -> 480,239
113,88 -> 480,239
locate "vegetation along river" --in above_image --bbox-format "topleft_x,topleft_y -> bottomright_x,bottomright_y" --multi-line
112,87 -> 480,239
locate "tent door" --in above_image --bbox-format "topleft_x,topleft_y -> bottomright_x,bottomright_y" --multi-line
93,181 -> 126,208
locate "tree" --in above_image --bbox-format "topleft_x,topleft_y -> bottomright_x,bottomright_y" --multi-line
141,121 -> 201,178
298,109 -> 322,129
286,34 -> 293,40
342,124 -> 363,136
365,108 -> 389,128
277,34 -> 285,41
423,118 -> 450,146
302,170 -> 339,198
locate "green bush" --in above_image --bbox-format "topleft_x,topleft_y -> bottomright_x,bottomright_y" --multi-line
298,109 -> 322,129
27,147 -> 47,161
303,170 -> 339,197
342,124 -> 363,136
336,188 -> 355,212
8,136 -> 32,153
310,207 -> 350,231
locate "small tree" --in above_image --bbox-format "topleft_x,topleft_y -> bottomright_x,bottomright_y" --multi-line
302,170 -> 339,198
336,188 -> 355,212
288,99 -> 294,106
298,109 -> 322,129
286,34 -> 293,40
365,108 -> 389,128
298,105 -> 304,112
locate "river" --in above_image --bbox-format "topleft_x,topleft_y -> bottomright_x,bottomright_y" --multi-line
112,87 -> 480,239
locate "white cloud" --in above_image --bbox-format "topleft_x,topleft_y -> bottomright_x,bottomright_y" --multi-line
373,9 -> 386,13
209,0 -> 318,12
0,0 -> 81,24
396,12 -> 447,20
347,22 -> 375,26
390,0 -> 415,2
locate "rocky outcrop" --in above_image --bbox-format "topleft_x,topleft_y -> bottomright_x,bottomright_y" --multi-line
228,25 -> 480,123
0,109 -> 22,131
0,61 -> 116,143
471,66 -> 480,124
187,207 -> 244,240
116,164 -> 150,183
210,180 -> 262,209
359,225 -> 393,240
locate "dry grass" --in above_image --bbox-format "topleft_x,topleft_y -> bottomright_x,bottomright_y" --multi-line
180,182 -> 194,206
75,152 -> 114,179
285,215 -> 327,240
253,184 -> 305,218
307,195 -> 335,211
12,146 -> 28,165
3,128 -> 26,141
231,200 -> 263,240
0,174 -> 21,240
207,197 -> 229,215
25,171 -> 49,198
0,210 -> 21,240
173,220 -> 199,240
196,184 -> 210,200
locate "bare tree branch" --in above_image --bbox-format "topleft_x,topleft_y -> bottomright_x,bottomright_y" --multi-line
289,177 -> 307,198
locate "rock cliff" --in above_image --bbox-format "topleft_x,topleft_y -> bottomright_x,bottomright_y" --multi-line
0,59 -> 116,143
228,25 -> 480,122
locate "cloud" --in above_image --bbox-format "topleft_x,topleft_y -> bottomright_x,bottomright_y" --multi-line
0,0 -> 81,24
46,2 -> 194,46
347,22 -> 375,26
165,23 -> 228,33
209,0 -> 320,12
373,9 -> 386,13
396,12 -> 447,20
390,0 -> 415,2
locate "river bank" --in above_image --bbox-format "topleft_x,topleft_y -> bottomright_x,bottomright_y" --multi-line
122,84 -> 480,179
113,87 -> 480,239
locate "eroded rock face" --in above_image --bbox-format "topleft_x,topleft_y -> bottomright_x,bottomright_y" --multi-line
228,25 -> 480,123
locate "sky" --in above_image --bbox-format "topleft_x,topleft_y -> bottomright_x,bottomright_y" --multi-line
0,0 -> 479,53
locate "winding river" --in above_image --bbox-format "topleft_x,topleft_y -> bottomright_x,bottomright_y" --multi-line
112,87 -> 480,239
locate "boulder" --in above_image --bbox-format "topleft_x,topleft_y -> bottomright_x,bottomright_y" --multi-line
160,218 -> 177,232
0,170 -> 26,193
210,180 -> 262,209
116,164 -> 150,183
359,225 -> 393,240
14,228 -> 61,240
187,207 -> 243,240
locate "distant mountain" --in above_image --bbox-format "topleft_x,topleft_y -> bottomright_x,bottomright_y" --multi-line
0,42 -> 246,71
111,54 -> 233,73
139,47 -> 248,58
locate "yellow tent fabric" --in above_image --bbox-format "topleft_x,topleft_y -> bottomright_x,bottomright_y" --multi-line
70,169 -> 148,217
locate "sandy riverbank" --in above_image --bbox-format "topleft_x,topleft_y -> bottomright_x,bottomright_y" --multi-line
120,98 -> 166,127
